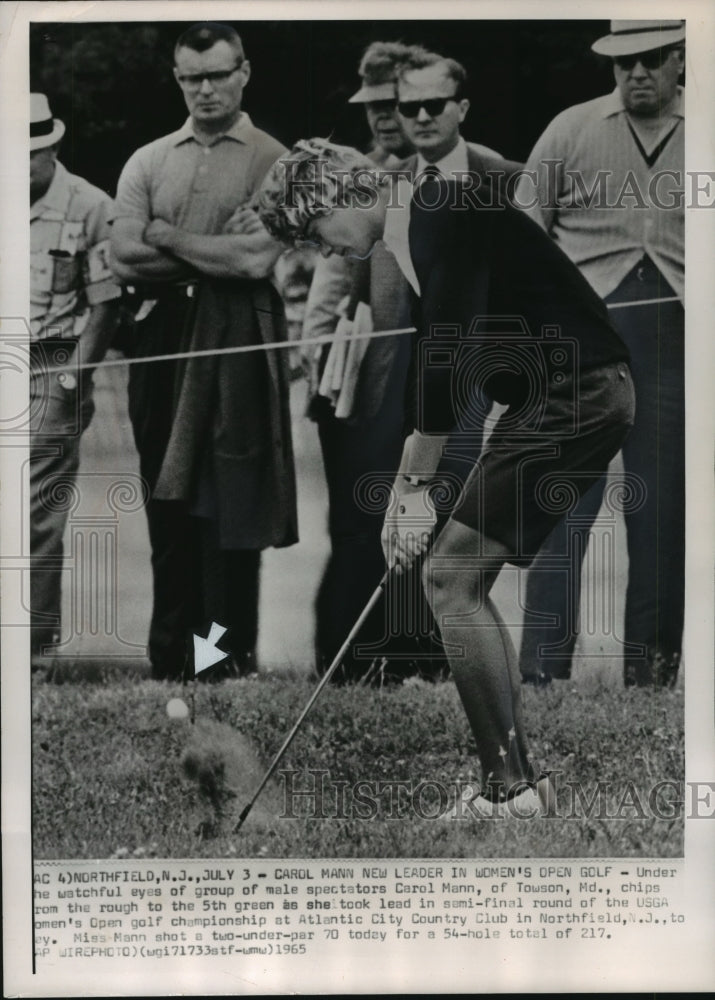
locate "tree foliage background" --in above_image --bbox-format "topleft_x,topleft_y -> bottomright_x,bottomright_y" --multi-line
30,19 -> 614,194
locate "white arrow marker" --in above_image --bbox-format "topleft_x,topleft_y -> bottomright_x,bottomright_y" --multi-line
193,622 -> 229,675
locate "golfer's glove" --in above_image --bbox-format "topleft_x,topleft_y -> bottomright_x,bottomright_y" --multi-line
382,485 -> 437,572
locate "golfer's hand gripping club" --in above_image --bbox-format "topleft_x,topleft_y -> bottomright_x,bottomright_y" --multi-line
381,483 -> 438,574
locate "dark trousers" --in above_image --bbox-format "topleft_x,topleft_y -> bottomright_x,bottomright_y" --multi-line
519,258 -> 685,686
127,297 -> 260,679
196,517 -> 260,661
314,392 -> 406,678
142,498 -> 201,677
141,500 -> 260,678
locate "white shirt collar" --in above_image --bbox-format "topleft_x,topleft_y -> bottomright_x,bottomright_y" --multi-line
416,135 -> 469,180
382,175 -> 421,295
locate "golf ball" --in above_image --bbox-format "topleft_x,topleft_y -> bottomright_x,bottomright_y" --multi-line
166,697 -> 189,720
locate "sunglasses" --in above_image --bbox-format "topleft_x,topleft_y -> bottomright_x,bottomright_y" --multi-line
613,47 -> 679,71
397,96 -> 459,118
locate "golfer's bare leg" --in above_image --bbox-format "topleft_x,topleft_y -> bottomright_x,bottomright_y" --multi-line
423,518 -> 536,796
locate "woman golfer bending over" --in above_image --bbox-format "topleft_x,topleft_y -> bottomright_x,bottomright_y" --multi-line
258,139 -> 635,818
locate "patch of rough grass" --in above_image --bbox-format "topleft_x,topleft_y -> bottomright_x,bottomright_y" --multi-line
32,673 -> 683,859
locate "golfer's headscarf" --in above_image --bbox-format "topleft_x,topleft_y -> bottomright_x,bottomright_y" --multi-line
258,138 -> 378,245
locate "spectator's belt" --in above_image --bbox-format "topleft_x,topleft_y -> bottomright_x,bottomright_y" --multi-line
123,280 -> 198,300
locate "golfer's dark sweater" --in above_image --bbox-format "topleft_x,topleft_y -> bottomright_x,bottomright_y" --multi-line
406,176 -> 630,434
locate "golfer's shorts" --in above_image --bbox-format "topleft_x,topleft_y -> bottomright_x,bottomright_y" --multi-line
450,361 -> 635,565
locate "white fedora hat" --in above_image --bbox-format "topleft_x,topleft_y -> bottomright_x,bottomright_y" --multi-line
592,20 -> 685,57
31,93 -> 65,151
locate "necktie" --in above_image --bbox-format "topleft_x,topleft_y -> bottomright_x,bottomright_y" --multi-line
410,165 -> 446,281
414,163 -> 445,211
417,163 -> 443,186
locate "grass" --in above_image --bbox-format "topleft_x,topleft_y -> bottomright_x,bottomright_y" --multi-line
32,670 -> 684,860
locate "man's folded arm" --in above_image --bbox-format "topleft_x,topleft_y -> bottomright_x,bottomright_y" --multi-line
109,217 -> 192,283
144,221 -> 283,281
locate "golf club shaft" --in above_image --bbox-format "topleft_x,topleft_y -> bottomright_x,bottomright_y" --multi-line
234,569 -> 391,831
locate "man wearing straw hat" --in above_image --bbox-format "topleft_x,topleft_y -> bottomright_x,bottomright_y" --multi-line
29,92 -> 121,662
515,20 -> 686,688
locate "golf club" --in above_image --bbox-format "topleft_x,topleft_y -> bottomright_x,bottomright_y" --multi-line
233,568 -> 392,831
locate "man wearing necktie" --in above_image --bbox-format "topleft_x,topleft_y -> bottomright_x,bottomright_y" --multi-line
391,52 -> 524,529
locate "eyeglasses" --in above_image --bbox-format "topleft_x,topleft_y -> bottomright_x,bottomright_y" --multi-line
365,100 -> 398,114
613,47 -> 679,71
176,64 -> 243,89
397,96 -> 459,118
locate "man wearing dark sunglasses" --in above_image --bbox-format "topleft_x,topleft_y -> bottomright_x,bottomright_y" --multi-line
396,53 -> 507,177
392,47 -> 523,517
515,20 -> 685,689
110,22 -> 298,681
610,42 -> 684,117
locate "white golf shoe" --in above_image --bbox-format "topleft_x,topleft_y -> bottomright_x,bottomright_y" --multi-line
440,775 -> 555,821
